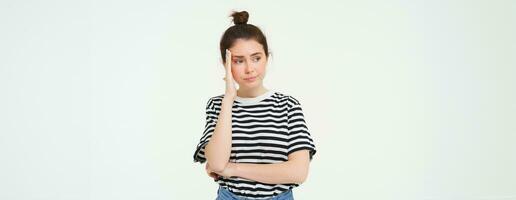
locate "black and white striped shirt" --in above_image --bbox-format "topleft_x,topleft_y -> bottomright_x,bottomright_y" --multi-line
193,90 -> 317,199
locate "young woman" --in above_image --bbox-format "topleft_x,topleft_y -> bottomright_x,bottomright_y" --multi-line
193,11 -> 317,200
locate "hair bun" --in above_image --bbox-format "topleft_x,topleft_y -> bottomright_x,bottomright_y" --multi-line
231,11 -> 249,25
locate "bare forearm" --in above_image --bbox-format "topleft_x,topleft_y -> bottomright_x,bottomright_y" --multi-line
205,97 -> 233,172
233,161 -> 307,185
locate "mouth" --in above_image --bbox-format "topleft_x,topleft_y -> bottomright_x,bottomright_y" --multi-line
244,76 -> 257,81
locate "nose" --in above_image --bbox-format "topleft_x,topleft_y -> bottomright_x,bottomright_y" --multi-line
245,62 -> 254,74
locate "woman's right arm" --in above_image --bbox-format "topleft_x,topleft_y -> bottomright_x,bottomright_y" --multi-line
204,97 -> 234,172
204,49 -> 237,172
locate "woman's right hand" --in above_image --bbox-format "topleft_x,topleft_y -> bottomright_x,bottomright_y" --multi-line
223,49 -> 237,101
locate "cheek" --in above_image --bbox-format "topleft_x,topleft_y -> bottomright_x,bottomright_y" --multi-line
231,67 -> 243,79
256,64 -> 266,74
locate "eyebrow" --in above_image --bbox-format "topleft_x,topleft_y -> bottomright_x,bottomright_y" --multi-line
232,52 -> 263,58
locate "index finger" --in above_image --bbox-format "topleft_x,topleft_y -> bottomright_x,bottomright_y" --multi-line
225,49 -> 232,69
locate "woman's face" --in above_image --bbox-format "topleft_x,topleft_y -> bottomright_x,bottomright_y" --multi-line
227,38 -> 267,89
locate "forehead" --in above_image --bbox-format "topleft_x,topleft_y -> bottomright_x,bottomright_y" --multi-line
229,39 -> 265,57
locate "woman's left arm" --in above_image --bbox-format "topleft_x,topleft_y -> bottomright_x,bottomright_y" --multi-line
215,150 -> 311,185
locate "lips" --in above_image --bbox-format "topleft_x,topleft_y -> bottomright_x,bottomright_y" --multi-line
244,76 -> 257,81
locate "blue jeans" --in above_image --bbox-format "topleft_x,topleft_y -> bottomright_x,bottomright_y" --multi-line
216,186 -> 294,200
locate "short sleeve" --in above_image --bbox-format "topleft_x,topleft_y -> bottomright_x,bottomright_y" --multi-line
287,96 -> 317,161
193,98 -> 219,163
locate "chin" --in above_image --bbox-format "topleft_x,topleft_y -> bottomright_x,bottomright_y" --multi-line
239,80 -> 260,89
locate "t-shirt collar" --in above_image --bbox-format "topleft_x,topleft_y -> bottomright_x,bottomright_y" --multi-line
235,90 -> 275,105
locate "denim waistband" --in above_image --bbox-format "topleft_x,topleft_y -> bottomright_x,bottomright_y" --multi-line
216,186 -> 293,200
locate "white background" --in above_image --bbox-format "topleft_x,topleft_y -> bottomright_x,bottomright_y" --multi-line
1,0 -> 515,199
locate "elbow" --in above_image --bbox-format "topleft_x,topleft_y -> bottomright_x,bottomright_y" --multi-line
286,160 -> 310,184
204,145 -> 229,172
205,150 -> 229,172
207,160 -> 228,173
294,171 -> 308,184
211,163 -> 227,173
291,165 -> 309,184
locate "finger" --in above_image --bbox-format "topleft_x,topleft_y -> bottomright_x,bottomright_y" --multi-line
209,171 -> 219,180
225,49 -> 232,76
209,174 -> 217,180
225,49 -> 232,68
224,49 -> 231,71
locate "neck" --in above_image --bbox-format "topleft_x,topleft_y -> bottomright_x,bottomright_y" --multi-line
237,85 -> 269,98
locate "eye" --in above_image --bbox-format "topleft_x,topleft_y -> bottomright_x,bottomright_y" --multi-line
252,57 -> 261,62
233,59 -> 243,64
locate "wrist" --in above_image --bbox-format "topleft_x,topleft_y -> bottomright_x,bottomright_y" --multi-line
222,96 -> 235,103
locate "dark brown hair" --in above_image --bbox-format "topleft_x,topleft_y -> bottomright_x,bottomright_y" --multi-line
219,11 -> 269,64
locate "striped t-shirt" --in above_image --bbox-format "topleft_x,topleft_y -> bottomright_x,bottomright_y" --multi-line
193,90 -> 317,199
